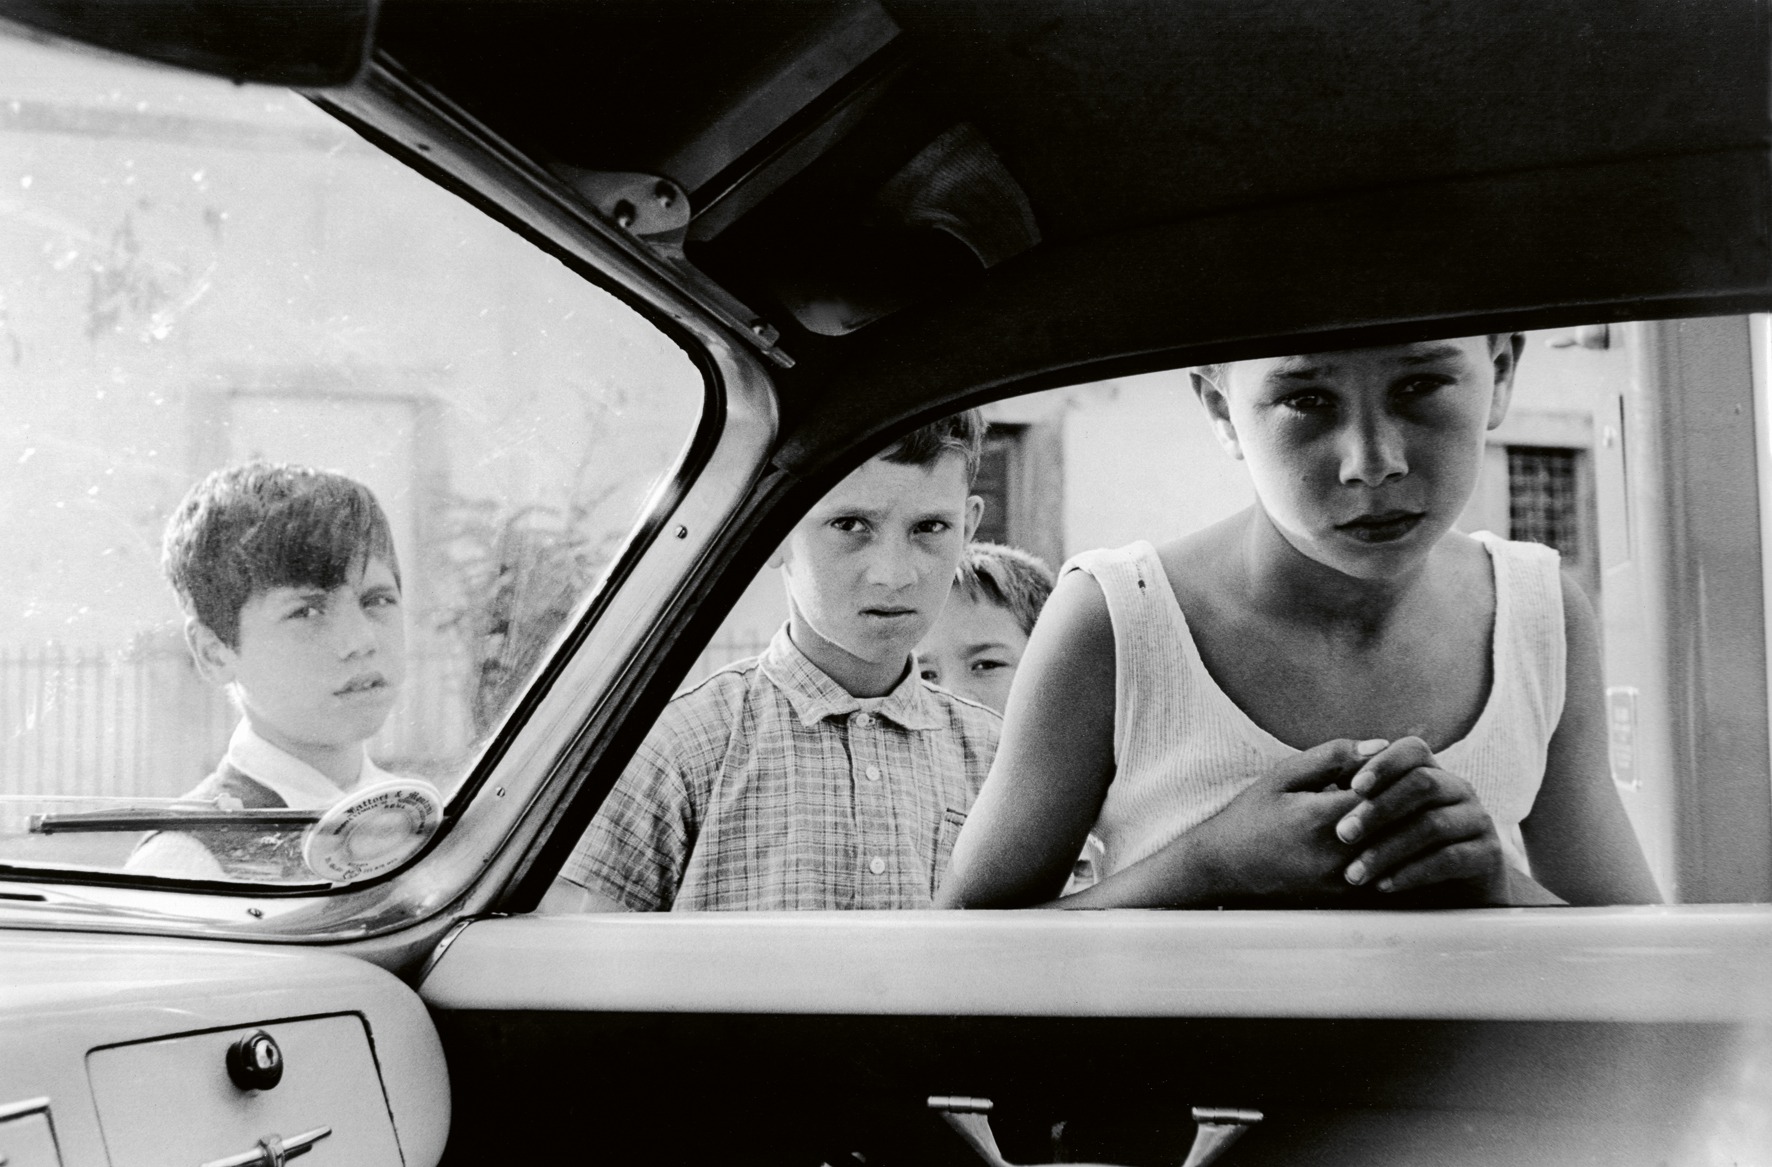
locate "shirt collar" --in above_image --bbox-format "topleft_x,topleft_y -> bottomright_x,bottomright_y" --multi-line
758,624 -> 944,731
225,720 -> 394,810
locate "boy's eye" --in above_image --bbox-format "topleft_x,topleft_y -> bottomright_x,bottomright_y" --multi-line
970,657 -> 1011,673
364,589 -> 400,609
919,667 -> 939,683
286,602 -> 321,621
1276,391 -> 1333,414
828,516 -> 867,534
1393,375 -> 1453,398
913,519 -> 952,536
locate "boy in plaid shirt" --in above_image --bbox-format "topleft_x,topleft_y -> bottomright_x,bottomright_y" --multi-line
547,412 -> 1001,911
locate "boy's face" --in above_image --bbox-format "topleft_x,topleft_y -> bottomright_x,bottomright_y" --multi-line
917,592 -> 1029,714
773,452 -> 982,694
1195,336 -> 1519,579
189,555 -> 406,769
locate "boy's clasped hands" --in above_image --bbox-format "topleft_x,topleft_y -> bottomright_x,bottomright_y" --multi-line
1190,737 -> 1520,907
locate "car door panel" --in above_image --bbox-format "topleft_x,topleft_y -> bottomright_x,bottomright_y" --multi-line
420,909 -> 1772,1165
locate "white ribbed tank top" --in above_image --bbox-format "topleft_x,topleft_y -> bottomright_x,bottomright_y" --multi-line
1067,533 -> 1565,877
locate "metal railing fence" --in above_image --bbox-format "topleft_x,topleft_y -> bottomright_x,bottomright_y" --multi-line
1,629 -> 773,802
0,642 -> 476,800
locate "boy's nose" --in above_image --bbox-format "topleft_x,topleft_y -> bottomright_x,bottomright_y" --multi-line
330,601 -> 379,656
862,540 -> 920,590
1337,417 -> 1409,487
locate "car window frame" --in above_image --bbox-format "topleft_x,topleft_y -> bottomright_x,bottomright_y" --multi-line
0,38 -> 778,950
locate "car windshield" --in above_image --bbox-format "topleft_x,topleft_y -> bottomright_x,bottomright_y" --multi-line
0,32 -> 704,888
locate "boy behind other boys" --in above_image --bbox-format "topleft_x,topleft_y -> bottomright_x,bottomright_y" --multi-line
918,541 -> 1055,715
547,412 -> 1000,911
130,461 -> 408,880
917,541 -> 1112,892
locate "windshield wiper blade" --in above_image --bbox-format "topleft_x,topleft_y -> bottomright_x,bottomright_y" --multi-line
28,808 -> 323,834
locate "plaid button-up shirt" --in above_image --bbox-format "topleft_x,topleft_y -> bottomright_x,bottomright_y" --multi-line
561,626 -> 1000,911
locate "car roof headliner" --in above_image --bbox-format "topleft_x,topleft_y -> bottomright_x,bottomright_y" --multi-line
377,0 -> 1765,241
364,0 -> 1772,474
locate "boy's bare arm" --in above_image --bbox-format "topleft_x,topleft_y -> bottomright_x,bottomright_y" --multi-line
937,570 -> 1118,907
1519,575 -> 1662,905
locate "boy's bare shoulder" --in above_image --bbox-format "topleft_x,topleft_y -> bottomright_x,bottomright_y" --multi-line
1044,560 -> 1114,639
1438,525 -> 1495,560
1435,527 -> 1512,605
1555,561 -> 1599,631
1150,516 -> 1245,616
1010,563 -> 1117,698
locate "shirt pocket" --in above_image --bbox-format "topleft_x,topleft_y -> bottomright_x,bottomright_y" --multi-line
930,806 -> 969,898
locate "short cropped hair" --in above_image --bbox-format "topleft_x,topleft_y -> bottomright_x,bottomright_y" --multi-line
163,461 -> 400,647
1190,334 -> 1514,395
880,408 -> 986,486
955,542 -> 1055,636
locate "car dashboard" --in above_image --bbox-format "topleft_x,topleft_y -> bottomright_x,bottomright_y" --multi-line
0,930 -> 447,1167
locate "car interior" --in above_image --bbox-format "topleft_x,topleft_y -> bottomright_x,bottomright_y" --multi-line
2,1 -> 1771,1165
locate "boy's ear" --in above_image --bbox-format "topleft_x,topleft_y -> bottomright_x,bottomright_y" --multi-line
963,494 -> 984,542
184,618 -> 239,687
1486,332 -> 1526,430
1191,370 -> 1243,460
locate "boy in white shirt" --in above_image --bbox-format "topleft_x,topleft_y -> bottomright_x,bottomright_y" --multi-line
130,461 -> 408,880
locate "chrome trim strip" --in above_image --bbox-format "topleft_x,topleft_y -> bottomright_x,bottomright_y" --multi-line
411,916 -> 478,988
0,1097 -> 49,1123
420,905 -> 1772,1023
329,54 -> 793,368
199,1126 -> 331,1167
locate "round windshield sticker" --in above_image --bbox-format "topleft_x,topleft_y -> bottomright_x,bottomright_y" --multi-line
302,779 -> 443,883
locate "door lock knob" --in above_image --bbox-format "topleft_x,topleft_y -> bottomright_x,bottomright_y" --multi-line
227,1030 -> 284,1091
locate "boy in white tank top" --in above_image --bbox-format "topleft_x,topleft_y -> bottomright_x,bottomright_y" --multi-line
939,336 -> 1660,908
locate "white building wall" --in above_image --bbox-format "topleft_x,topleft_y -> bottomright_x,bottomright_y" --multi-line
1057,370 -> 1253,555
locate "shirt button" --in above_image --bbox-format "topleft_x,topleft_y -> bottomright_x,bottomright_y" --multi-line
854,712 -> 873,726
865,765 -> 881,781
869,857 -> 886,875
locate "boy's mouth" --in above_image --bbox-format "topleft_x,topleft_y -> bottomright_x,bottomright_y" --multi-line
1337,511 -> 1424,543
861,606 -> 918,621
336,673 -> 389,696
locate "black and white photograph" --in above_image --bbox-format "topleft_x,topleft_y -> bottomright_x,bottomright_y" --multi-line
0,1 -> 1769,1164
